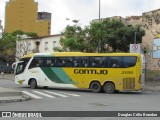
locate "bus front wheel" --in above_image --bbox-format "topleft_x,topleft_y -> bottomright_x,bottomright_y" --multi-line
90,81 -> 101,93
103,82 -> 115,94
30,79 -> 37,89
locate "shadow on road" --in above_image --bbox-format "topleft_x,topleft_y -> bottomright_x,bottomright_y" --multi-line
18,86 -> 147,95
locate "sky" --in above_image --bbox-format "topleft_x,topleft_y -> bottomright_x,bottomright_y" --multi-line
0,0 -> 160,35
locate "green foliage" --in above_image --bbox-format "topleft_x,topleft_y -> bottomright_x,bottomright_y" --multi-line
53,47 -> 65,52
72,19 -> 79,23
60,25 -> 88,52
0,32 -> 17,61
0,30 -> 38,61
89,19 -> 145,52
12,30 -> 24,36
61,19 -> 145,53
26,32 -> 38,38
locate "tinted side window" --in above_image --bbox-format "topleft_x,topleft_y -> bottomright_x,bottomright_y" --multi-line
108,57 -> 122,68
90,57 -> 106,67
66,57 -> 73,67
29,57 -> 44,69
102,57 -> 108,67
73,57 -> 80,67
43,57 -> 56,67
80,57 -> 89,67
123,56 -> 137,68
56,58 -> 66,67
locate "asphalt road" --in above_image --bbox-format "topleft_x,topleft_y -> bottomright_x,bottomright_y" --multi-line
0,79 -> 160,120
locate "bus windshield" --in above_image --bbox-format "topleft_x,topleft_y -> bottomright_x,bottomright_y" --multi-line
15,57 -> 31,75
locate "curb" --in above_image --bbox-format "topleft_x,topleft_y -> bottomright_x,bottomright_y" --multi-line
0,87 -> 21,96
0,95 -> 31,103
143,86 -> 160,92
0,74 -> 15,81
0,87 -> 31,103
0,91 -> 22,97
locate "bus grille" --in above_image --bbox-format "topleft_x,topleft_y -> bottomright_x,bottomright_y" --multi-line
123,78 -> 135,90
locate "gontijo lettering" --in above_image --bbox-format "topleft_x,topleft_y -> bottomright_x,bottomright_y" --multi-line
74,69 -> 108,74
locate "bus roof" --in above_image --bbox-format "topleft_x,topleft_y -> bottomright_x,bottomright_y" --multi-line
21,53 -> 35,58
21,52 -> 141,58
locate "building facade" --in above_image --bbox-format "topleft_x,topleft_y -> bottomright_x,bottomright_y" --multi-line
125,16 -> 142,26
38,12 -> 51,20
5,0 -> 51,37
16,34 -> 62,59
141,9 -> 160,70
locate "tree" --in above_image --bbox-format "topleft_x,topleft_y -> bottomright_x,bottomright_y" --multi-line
0,30 -> 38,61
26,32 -> 38,38
0,32 -> 17,61
89,19 -> 145,52
60,24 -> 87,52
61,19 -> 145,53
60,19 -> 100,52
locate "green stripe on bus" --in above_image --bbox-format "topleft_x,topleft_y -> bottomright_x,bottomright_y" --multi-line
52,68 -> 76,84
41,67 -> 76,84
41,67 -> 64,83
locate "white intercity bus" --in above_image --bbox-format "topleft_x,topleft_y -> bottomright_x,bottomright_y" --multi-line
13,52 -> 142,93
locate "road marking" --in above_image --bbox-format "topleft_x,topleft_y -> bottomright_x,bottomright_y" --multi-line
59,92 -> 80,97
33,91 -> 56,98
44,91 -> 68,97
22,91 -> 42,99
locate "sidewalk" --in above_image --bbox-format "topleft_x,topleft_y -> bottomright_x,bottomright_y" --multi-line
0,74 -> 31,103
143,80 -> 160,92
0,73 -> 15,81
0,87 -> 30,103
0,74 -> 160,103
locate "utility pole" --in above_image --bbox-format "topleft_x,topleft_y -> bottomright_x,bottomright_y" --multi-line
98,0 -> 101,53
134,32 -> 136,44
99,0 -> 101,21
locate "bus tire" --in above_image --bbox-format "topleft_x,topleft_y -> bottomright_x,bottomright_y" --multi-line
103,82 -> 115,94
30,79 -> 37,89
90,81 -> 101,93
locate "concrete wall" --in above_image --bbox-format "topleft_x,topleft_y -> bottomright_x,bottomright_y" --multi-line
125,16 -> 142,26
142,9 -> 160,70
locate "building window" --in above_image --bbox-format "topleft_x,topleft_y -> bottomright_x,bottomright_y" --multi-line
45,42 -> 48,50
28,43 -> 32,51
53,41 -> 57,47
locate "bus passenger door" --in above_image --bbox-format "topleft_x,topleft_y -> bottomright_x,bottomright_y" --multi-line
27,58 -> 45,86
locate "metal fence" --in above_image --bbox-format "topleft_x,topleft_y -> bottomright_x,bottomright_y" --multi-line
0,62 -> 14,73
